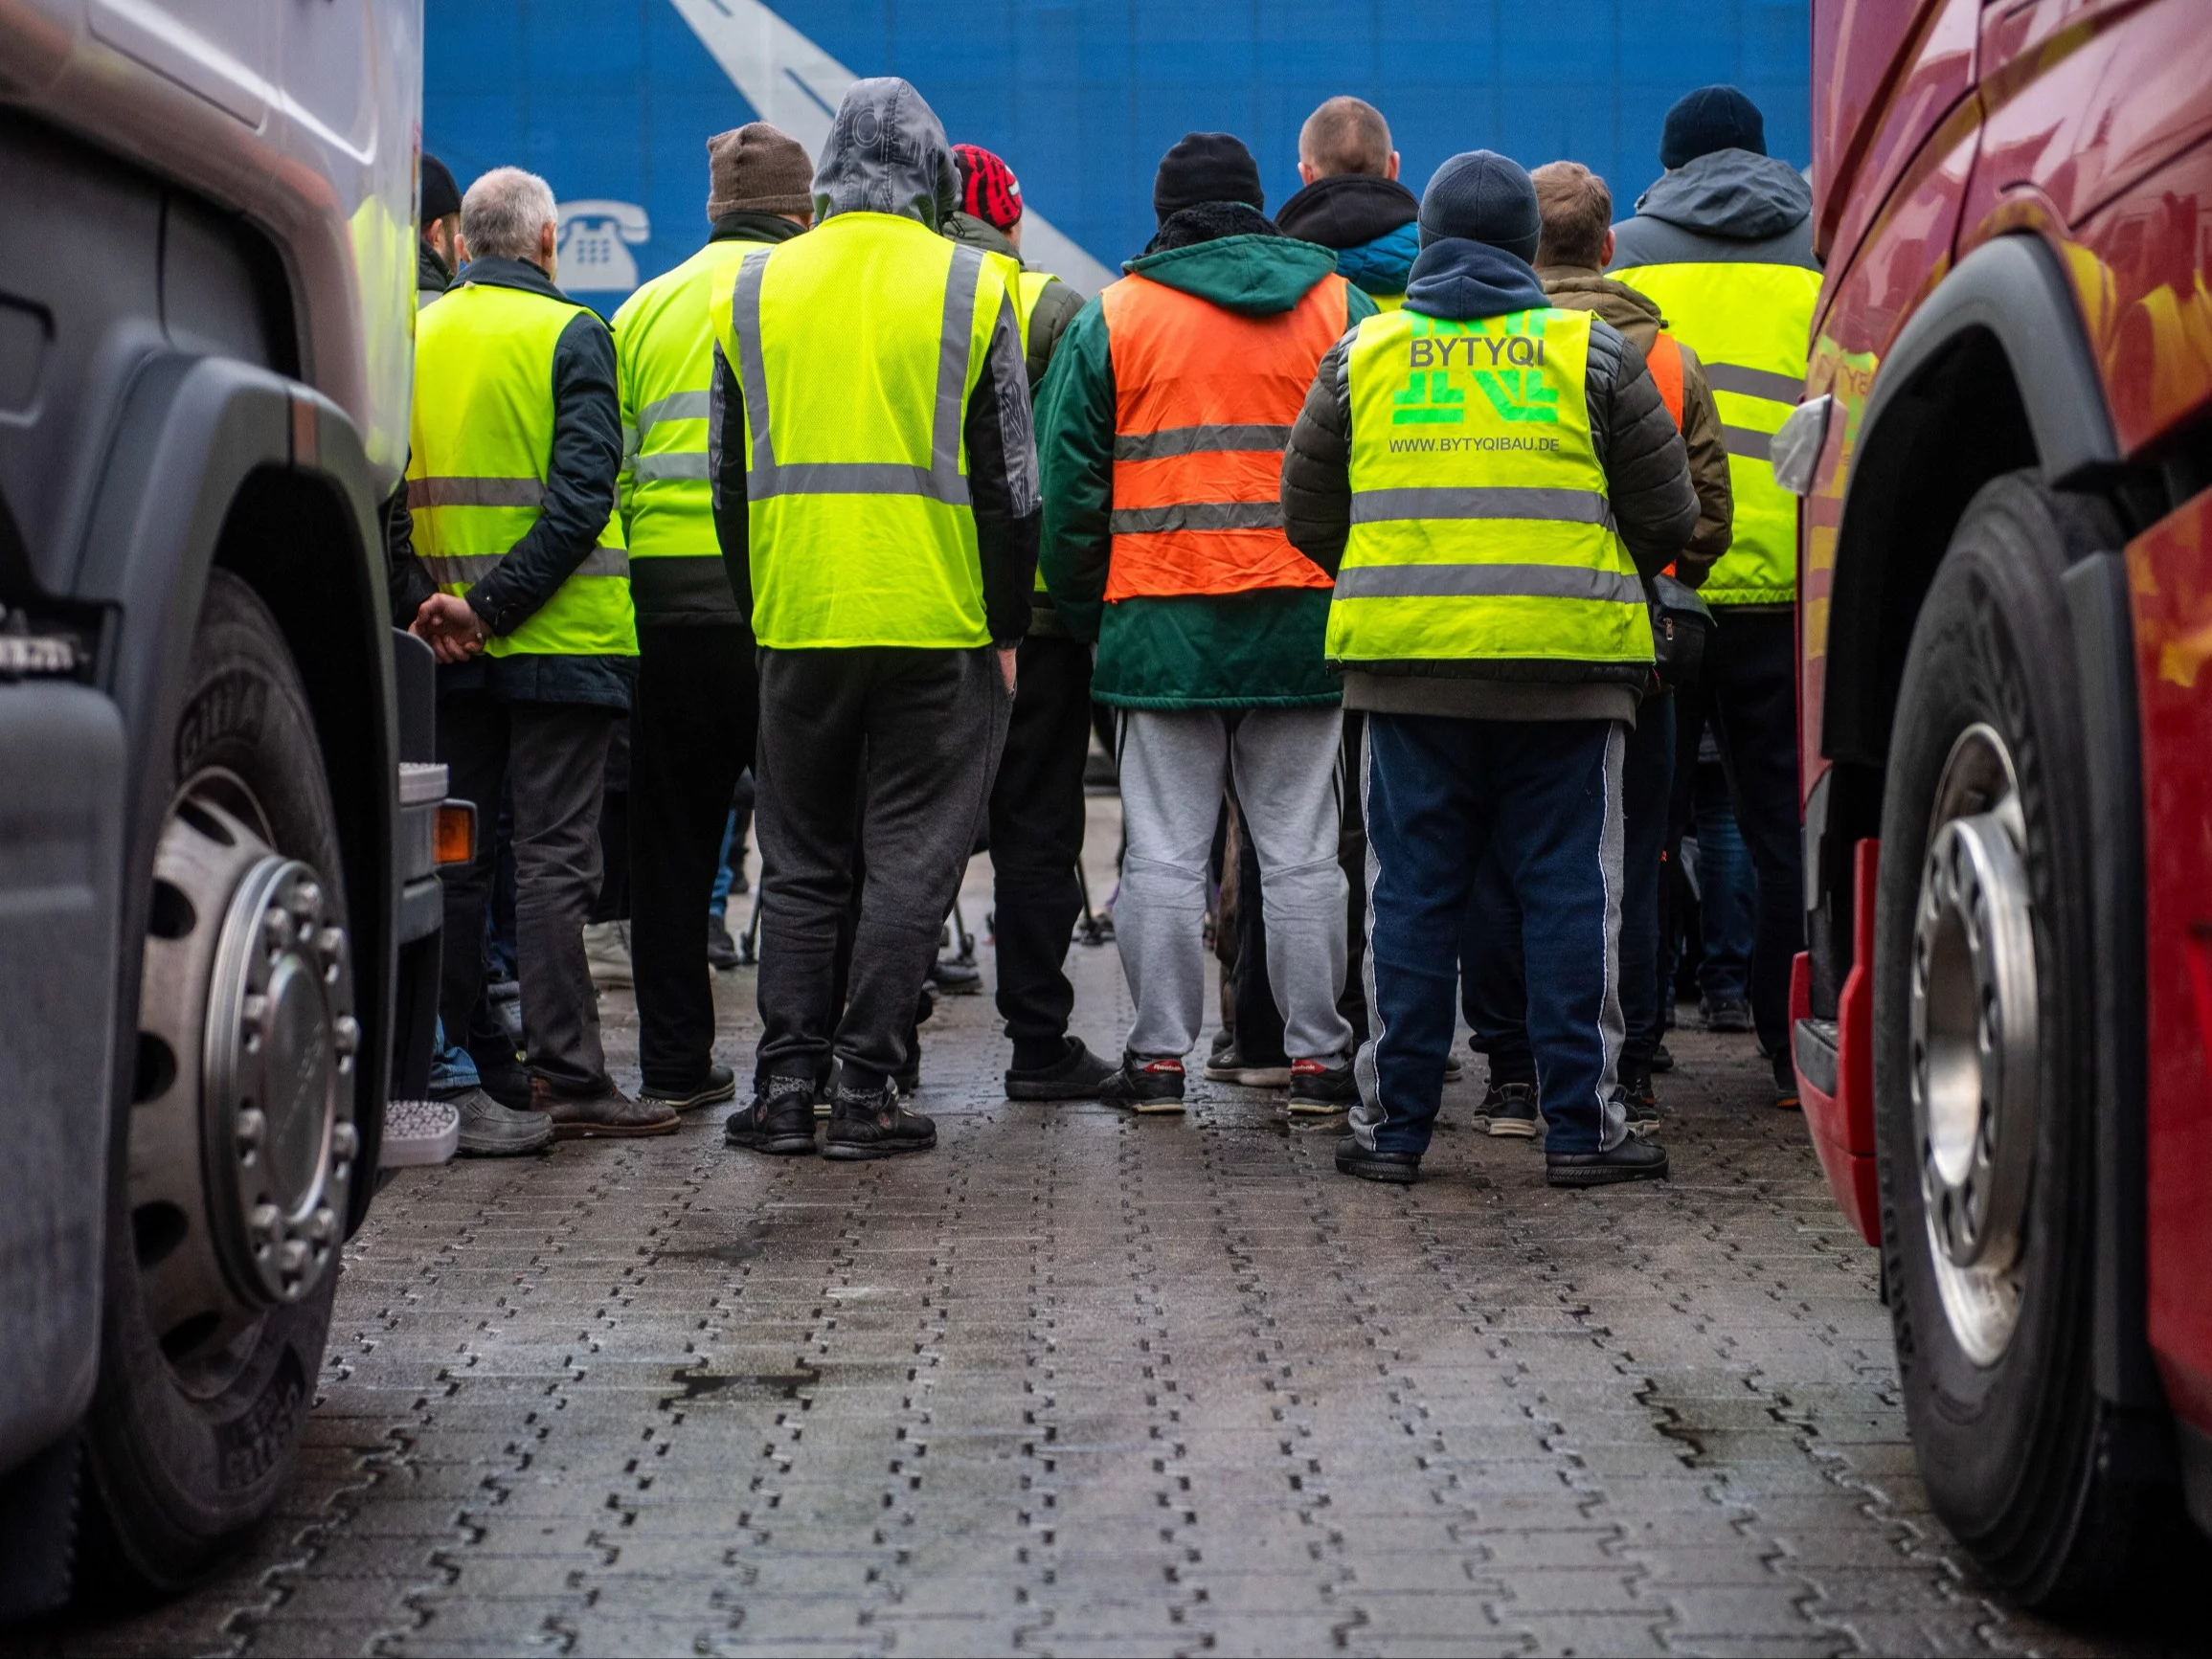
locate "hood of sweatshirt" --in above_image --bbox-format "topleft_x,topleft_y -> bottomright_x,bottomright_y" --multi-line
812,78 -> 957,230
1536,267 -> 1667,338
1635,146 -> 1812,242
1123,225 -> 1340,318
1402,236 -> 1549,321
1275,172 -> 1419,249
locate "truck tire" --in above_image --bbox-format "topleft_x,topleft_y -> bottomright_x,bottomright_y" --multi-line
1871,473 -> 2163,1611
81,571 -> 361,1590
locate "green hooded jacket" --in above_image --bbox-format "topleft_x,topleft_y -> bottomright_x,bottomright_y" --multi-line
1035,234 -> 1375,708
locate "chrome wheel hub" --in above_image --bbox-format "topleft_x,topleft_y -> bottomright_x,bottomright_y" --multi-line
131,775 -> 357,1377
1909,724 -> 2037,1367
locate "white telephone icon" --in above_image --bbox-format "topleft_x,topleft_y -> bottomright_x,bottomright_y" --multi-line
556,200 -> 652,293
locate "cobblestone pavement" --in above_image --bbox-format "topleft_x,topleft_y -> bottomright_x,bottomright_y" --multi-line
23,804 -> 2164,1658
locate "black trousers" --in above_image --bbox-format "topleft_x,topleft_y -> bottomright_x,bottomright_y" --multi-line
987,635 -> 1095,1071
1670,609 -> 1802,1054
439,692 -> 617,1094
755,646 -> 1009,1089
629,620 -> 758,1094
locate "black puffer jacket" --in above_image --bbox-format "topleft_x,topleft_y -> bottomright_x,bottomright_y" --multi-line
1281,236 -> 1697,722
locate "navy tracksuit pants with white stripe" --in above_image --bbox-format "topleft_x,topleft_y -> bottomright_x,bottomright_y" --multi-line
1351,712 -> 1631,1158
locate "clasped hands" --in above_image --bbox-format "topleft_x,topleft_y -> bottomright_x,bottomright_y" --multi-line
411,593 -> 489,664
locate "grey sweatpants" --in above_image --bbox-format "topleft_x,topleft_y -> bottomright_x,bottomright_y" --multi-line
1116,706 -> 1353,1065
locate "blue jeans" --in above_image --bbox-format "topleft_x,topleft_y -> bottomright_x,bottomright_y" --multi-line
709,809 -> 738,920
428,1015 -> 479,1096
1354,713 -> 1630,1158
1691,759 -> 1755,1002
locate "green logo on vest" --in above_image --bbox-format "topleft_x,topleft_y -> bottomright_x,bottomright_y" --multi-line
1391,370 -> 1464,425
1393,315 -> 1559,426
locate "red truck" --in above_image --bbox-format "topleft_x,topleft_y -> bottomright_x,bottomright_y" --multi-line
1785,0 -> 2212,1612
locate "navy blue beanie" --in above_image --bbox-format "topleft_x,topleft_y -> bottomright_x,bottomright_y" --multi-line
1417,149 -> 1540,263
1659,85 -> 1766,169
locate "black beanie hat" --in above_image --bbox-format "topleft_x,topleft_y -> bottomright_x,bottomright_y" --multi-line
419,153 -> 462,225
1659,85 -> 1766,169
1153,132 -> 1264,226
1417,149 -> 1541,263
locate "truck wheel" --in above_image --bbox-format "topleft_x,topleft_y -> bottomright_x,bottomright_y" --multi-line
1872,474 -> 2157,1611
81,571 -> 360,1589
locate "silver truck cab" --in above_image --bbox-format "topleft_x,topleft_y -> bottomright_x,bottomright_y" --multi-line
0,0 -> 436,1608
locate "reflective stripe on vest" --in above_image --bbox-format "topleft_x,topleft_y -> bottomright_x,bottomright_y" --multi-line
614,239 -> 765,558
1097,272 -> 1347,601
406,280 -> 634,660
1611,261 -> 1819,603
1327,306 -> 1653,668
709,212 -> 1011,649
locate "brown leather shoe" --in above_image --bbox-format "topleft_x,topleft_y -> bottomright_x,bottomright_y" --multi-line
527,1077 -> 679,1140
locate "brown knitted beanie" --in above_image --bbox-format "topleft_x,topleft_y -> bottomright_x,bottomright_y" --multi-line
706,123 -> 814,218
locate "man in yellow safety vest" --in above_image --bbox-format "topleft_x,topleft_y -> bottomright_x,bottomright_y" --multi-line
611,123 -> 812,1120
709,78 -> 1039,1161
1607,85 -> 1822,1110
406,166 -> 673,1143
1281,149 -> 1698,1189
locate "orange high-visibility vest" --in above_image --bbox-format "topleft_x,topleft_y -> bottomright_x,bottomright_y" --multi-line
1097,273 -> 1349,601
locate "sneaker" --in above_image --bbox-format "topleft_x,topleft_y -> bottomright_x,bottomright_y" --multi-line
1772,1049 -> 1801,1111
526,1076 -> 676,1140
583,920 -> 633,990
1621,1066 -> 1661,1135
1443,1054 -> 1464,1082
1203,1043 -> 1293,1088
1335,1136 -> 1420,1184
707,917 -> 740,971
1482,1082 -> 1540,1139
1546,1136 -> 1670,1188
443,1087 -> 553,1156
823,1076 -> 937,1160
930,956 -> 982,996
381,1098 -> 461,1167
1650,1041 -> 1676,1073
1097,1052 -> 1186,1113
642,1062 -> 737,1113
1005,1038 -> 1119,1101
724,1078 -> 818,1155
1287,1057 -> 1357,1114
1702,994 -> 1753,1033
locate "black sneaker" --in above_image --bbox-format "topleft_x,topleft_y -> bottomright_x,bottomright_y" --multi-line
1442,1054 -> 1465,1083
643,1062 -> 737,1113
724,1077 -> 818,1155
1005,1038 -> 1120,1101
1621,1064 -> 1661,1134
1097,1052 -> 1186,1113
1702,994 -> 1753,1033
1772,1049 -> 1800,1111
1650,1040 -> 1676,1073
1546,1136 -> 1670,1188
823,1077 -> 937,1160
1335,1136 -> 1420,1184
707,917 -> 740,971
1203,1042 -> 1292,1087
1482,1082 -> 1540,1139
1288,1057 -> 1357,1115
930,956 -> 982,996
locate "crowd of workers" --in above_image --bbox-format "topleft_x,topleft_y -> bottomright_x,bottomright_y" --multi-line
387,75 -> 1818,1189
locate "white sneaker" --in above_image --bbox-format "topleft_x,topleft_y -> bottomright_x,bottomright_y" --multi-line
583,919 -> 632,989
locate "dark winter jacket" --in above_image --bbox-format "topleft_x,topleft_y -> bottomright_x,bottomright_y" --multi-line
1036,220 -> 1376,709
1607,147 -> 1817,271
417,238 -> 452,304
709,78 -> 1040,649
1275,173 -> 1420,304
1280,236 -> 1698,724
943,211 -> 1085,391
392,255 -> 635,708
1538,266 -> 1732,582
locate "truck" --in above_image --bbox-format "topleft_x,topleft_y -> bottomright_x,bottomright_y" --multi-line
0,0 -> 440,1612
1783,0 -> 2212,1612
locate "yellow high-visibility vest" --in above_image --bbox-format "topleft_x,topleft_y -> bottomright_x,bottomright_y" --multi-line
1609,260 -> 1819,604
1327,305 -> 1653,668
407,280 -> 634,659
709,213 -> 1015,649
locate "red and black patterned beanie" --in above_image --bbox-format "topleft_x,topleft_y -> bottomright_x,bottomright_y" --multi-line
953,144 -> 1023,232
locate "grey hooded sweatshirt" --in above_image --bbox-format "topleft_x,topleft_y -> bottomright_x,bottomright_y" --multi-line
709,77 -> 1041,644
1606,147 -> 1818,272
